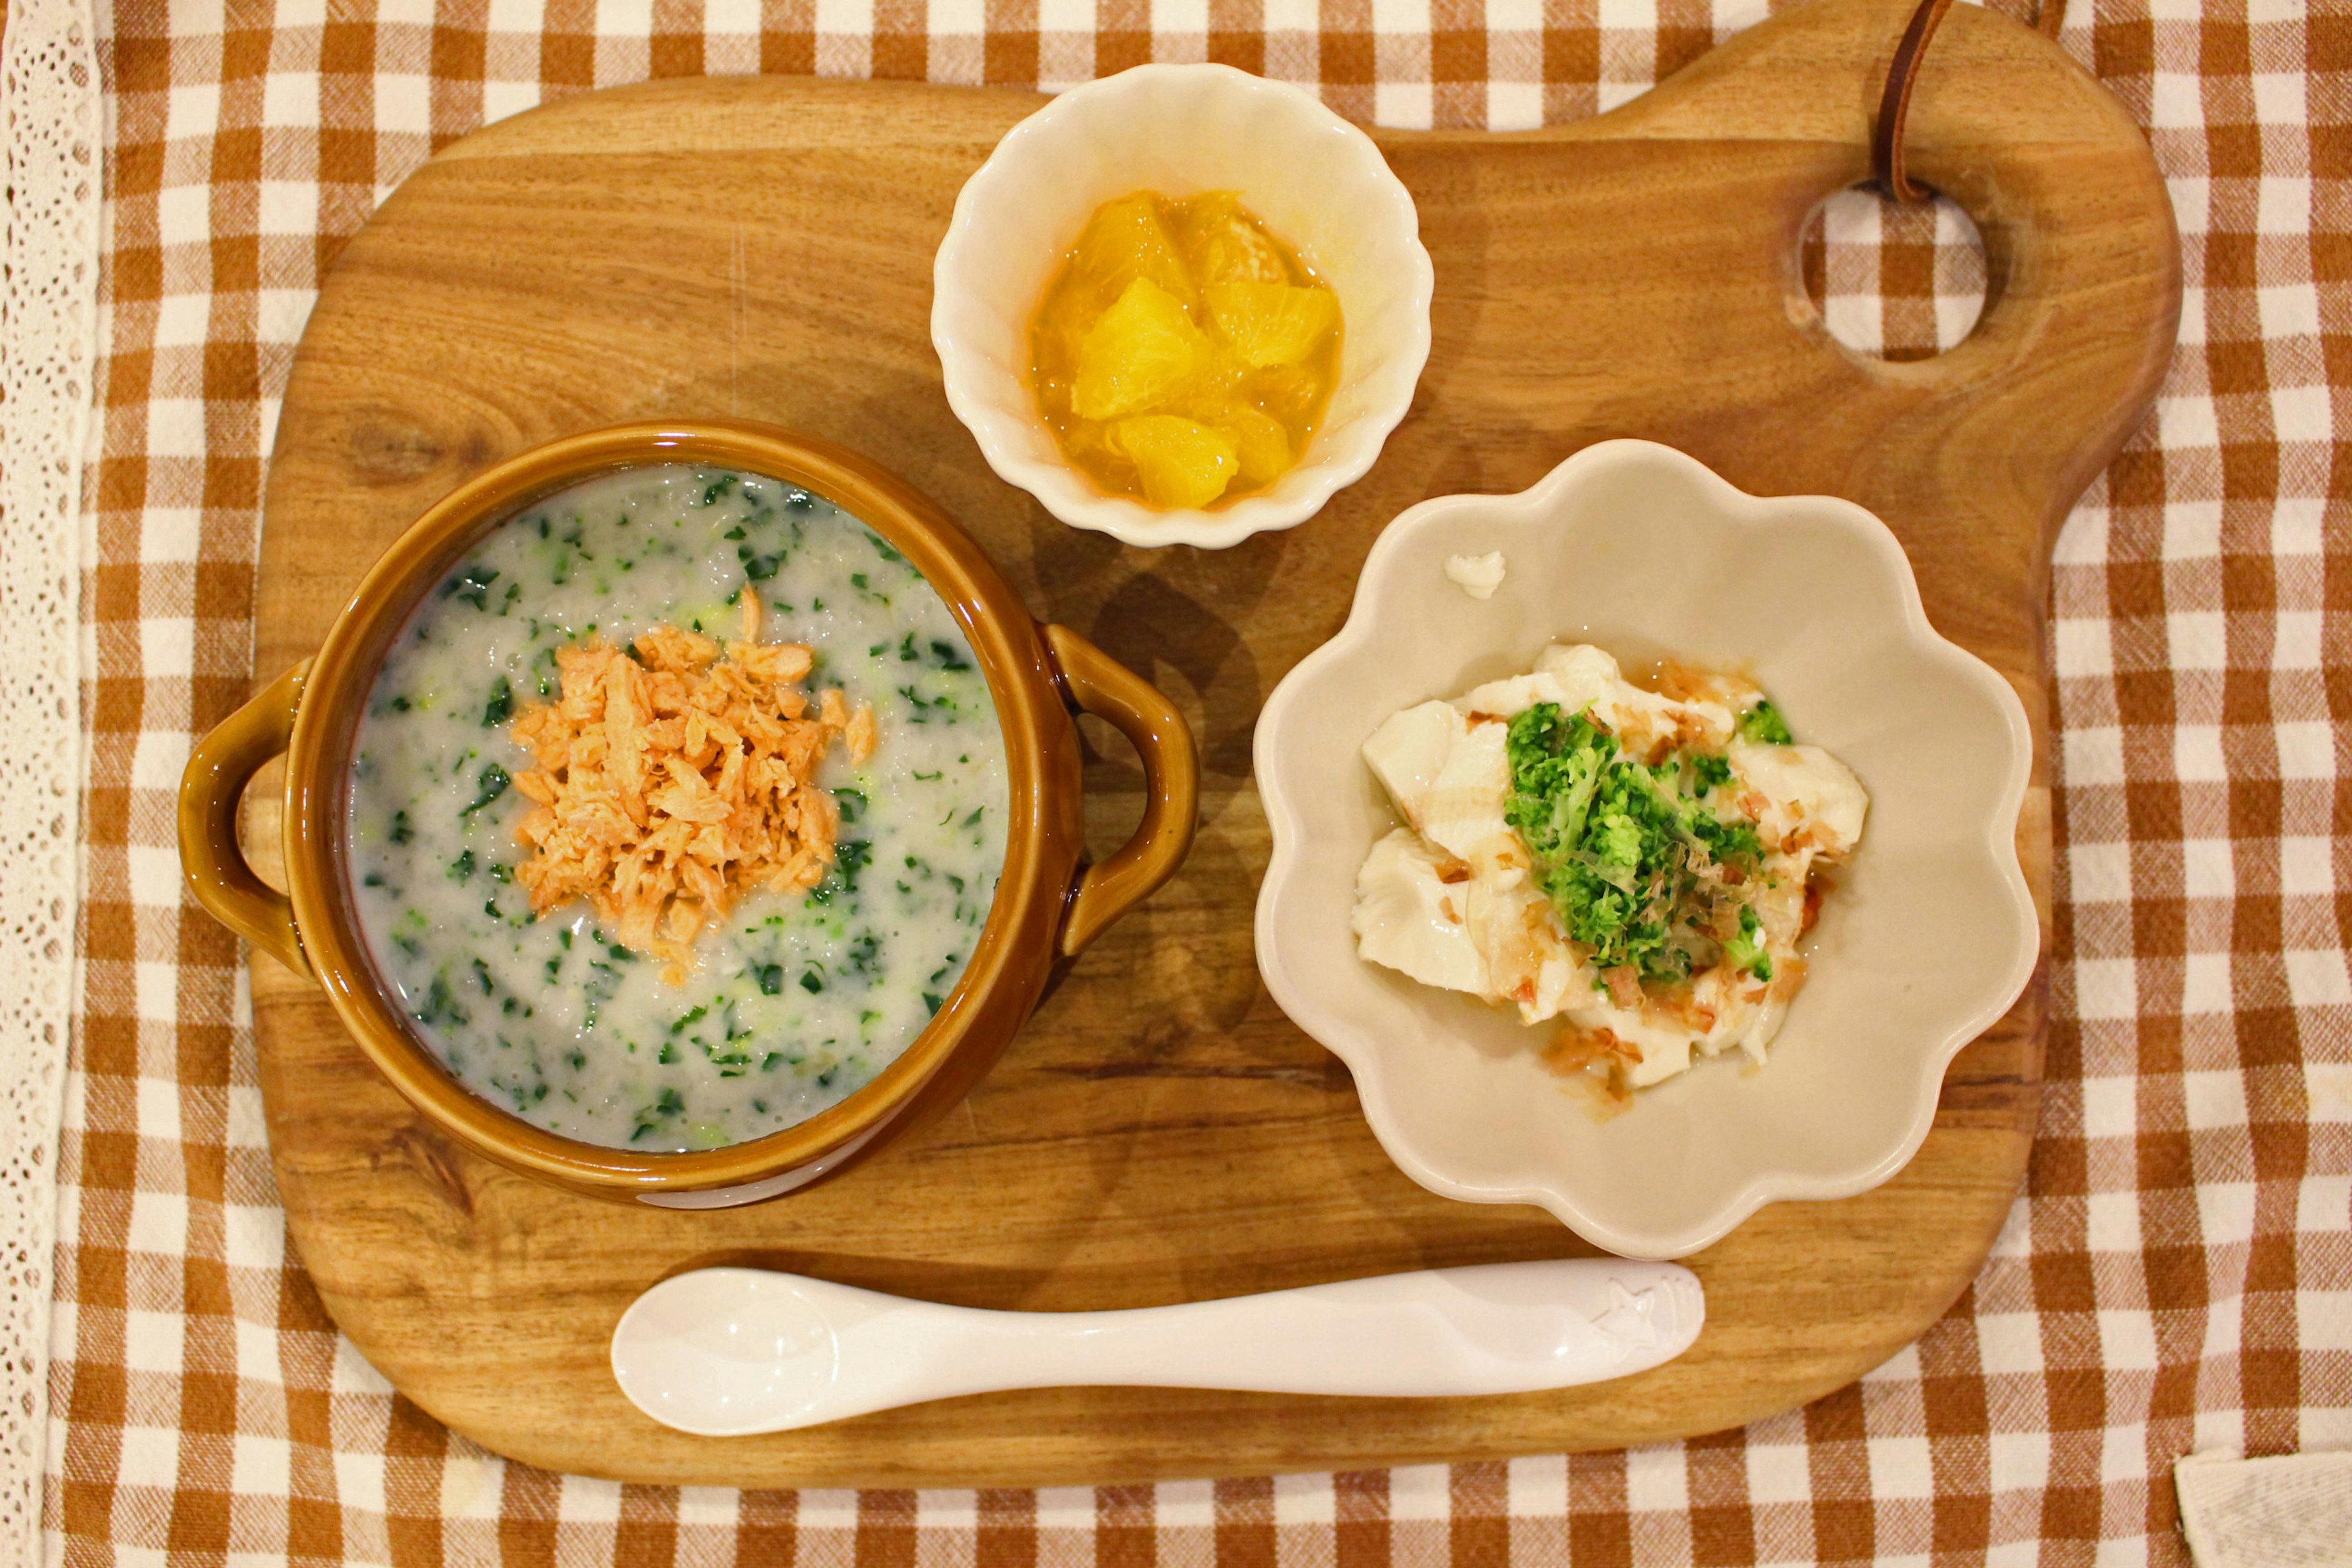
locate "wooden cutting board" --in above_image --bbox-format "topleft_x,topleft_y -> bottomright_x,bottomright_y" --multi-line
247,0 -> 2177,1485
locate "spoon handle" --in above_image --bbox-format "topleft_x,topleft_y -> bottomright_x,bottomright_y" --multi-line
870,1260 -> 1701,1403
616,1260 -> 1703,1434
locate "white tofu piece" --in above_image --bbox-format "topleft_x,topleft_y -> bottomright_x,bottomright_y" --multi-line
1420,719 -> 1513,861
1531,642 -> 1632,715
1538,643 -> 1737,749
1460,644 -> 1732,756
1460,845 -> 1587,1022
1728,739 -> 1869,854
1529,951 -> 1585,1022
1362,701 -> 1513,862
1693,965 -> 1780,1065
1747,872 -> 1808,951
1554,996 -> 1698,1088
1362,700 -> 1457,820
1352,829 -> 1491,998
1736,989 -> 1791,1063
1444,551 -> 1507,599
1619,1024 -> 1697,1087
1452,669 -> 1574,722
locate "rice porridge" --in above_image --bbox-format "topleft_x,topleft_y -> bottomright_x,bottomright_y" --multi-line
345,464 -> 1009,1151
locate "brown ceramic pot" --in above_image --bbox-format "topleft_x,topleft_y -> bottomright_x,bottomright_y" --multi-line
179,420 -> 1197,1206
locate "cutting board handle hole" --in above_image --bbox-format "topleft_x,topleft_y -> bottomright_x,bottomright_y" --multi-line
1795,184 -> 1988,363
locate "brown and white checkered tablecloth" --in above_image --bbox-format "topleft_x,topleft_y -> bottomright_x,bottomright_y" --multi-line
45,0 -> 2350,1562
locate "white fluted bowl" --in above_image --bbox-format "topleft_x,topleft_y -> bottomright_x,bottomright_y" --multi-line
1253,441 -> 2041,1259
932,64 -> 1433,551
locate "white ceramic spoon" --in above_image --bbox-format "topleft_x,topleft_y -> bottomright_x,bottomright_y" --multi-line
612,1260 -> 1705,1436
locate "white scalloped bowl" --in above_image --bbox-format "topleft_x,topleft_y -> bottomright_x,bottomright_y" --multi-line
1253,441 -> 2040,1259
932,64 -> 1433,551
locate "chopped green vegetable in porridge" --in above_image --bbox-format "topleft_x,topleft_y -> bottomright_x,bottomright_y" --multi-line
346,465 -> 1008,1150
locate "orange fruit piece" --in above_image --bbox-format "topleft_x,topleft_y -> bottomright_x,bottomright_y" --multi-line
1074,278 -> 1210,421
1216,404 -> 1294,484
1205,281 -> 1339,368
1033,283 -> 1101,382
1174,192 -> 1291,285
1246,362 -> 1325,423
1071,194 -> 1199,312
1112,415 -> 1239,509
1155,339 -> 1250,424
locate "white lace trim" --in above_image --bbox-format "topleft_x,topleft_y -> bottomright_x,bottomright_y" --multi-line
0,0 -> 98,1563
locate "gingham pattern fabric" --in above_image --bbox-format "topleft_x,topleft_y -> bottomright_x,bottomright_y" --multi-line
1802,189 -> 1990,361
44,1 -> 2350,1564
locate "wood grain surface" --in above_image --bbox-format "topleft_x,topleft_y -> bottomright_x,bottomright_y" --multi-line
247,0 -> 2177,1486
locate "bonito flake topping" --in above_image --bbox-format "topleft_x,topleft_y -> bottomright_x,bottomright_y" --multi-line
507,589 -> 879,985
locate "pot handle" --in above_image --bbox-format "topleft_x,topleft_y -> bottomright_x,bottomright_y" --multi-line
1042,624 -> 1199,958
178,660 -> 314,978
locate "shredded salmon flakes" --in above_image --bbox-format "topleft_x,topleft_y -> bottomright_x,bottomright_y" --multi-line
507,590 -> 877,985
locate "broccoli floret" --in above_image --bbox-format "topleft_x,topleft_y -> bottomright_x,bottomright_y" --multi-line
1691,812 -> 1764,865
1504,703 -> 1612,859
1737,700 -> 1793,745
1588,809 -> 1646,873
1504,704 -> 1684,977
1507,701 -> 1789,984
1724,903 -> 1774,981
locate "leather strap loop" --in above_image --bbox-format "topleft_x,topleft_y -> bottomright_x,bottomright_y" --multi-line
1872,0 -> 1957,204
1875,0 -> 2070,204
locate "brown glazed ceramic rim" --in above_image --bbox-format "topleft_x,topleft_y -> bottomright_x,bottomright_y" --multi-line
283,420 -> 1065,1196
